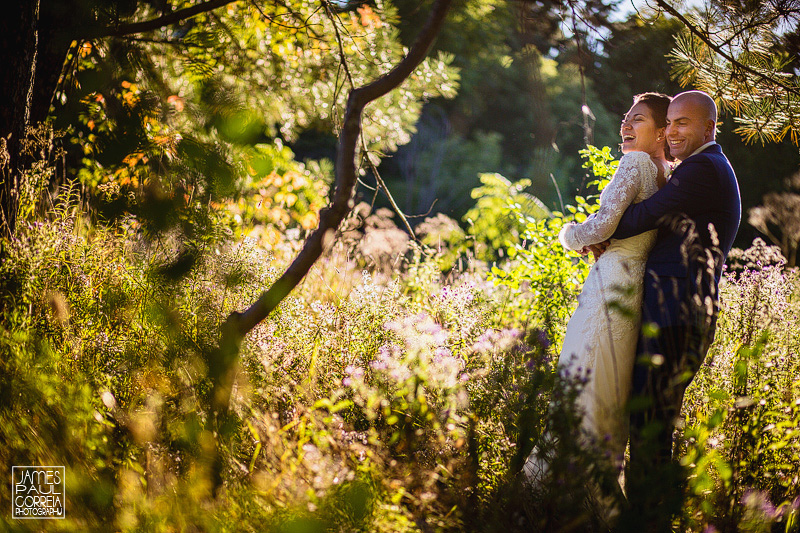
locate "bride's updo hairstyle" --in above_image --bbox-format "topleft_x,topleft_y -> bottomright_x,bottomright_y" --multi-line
632,92 -> 674,162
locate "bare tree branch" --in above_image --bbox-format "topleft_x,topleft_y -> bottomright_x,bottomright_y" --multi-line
210,0 -> 453,421
231,0 -> 451,336
322,1 -> 416,239
206,4 -> 452,491
88,0 -> 240,39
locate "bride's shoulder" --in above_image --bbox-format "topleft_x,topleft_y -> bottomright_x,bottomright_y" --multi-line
619,151 -> 658,177
619,151 -> 651,165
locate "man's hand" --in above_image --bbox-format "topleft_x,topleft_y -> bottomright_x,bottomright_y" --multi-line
578,240 -> 610,260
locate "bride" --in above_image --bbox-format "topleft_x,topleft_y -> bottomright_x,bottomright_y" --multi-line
524,93 -> 673,491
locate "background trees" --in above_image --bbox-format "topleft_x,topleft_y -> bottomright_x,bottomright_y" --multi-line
4,0 -> 800,250
366,0 -> 800,250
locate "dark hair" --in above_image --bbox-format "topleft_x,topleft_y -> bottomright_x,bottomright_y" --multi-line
632,92 -> 673,161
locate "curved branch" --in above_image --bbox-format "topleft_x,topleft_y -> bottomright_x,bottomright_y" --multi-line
206,4 -> 453,471
322,1 -> 416,239
351,1 -> 451,106
212,0 -> 453,411
655,0 -> 800,98
88,0 -> 239,39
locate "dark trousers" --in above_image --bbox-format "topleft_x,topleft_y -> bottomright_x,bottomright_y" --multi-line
620,274 -> 716,531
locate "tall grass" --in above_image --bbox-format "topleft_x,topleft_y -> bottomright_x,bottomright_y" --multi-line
1,181 -> 798,532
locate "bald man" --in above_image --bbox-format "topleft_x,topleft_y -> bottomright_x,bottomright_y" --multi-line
610,90 -> 741,528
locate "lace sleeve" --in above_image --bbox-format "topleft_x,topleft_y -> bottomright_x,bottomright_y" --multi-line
559,152 -> 649,251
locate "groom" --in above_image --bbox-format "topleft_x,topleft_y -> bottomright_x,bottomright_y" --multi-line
599,90 -> 741,528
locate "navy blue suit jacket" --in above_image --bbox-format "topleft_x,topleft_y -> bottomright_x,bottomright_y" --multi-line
612,144 -> 741,327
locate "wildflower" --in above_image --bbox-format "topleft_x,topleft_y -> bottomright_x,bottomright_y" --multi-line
742,489 -> 779,521
470,327 -> 522,354
433,346 -> 452,360
535,328 -> 551,350
370,358 -> 388,371
345,365 -> 365,379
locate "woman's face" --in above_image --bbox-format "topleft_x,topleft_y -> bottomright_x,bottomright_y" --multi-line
620,102 -> 665,156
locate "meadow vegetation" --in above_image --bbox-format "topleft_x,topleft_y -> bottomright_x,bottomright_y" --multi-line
1,146 -> 798,532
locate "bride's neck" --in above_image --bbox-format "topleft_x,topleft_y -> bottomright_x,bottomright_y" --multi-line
651,155 -> 670,188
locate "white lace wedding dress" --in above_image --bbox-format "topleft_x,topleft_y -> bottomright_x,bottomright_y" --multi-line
524,151 -> 661,486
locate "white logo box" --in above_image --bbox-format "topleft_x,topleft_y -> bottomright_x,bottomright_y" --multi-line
11,466 -> 65,519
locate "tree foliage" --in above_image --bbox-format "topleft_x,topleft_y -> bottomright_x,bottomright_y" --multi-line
1,0 -> 458,240
53,2 -> 456,226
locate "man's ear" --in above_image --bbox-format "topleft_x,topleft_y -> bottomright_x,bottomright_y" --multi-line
705,120 -> 716,141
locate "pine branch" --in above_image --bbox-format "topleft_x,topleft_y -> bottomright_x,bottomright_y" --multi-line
656,0 -> 800,98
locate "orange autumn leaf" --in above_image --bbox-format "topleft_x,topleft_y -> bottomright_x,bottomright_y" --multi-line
167,95 -> 185,112
299,212 -> 319,230
122,91 -> 138,107
358,5 -> 382,29
122,152 -> 144,167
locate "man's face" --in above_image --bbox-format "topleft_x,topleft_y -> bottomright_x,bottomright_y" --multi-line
665,99 -> 713,161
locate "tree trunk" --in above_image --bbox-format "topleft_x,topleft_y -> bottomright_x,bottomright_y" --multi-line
206,0 -> 453,494
32,2 -> 82,126
0,0 -> 40,239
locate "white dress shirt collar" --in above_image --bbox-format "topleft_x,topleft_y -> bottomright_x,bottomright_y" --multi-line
688,141 -> 717,158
